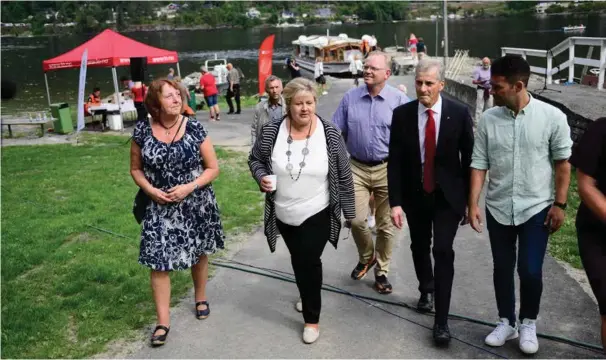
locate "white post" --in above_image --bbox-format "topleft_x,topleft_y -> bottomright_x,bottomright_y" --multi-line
443,0 -> 448,68
599,40 -> 605,91
435,17 -> 438,57
568,39 -> 575,83
521,51 -> 527,60
501,48 -> 506,57
44,72 -> 52,107
176,62 -> 181,78
546,50 -> 553,85
111,67 -> 123,130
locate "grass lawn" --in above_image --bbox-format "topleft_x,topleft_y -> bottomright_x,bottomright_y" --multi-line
1,134 -> 263,358
548,171 -> 583,268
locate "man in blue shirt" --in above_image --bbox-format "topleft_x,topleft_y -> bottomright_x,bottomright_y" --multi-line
332,51 -> 409,294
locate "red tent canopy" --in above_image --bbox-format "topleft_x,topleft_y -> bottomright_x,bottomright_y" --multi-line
42,29 -> 179,72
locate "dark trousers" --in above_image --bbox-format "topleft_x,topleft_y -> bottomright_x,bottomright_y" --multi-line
577,224 -> 606,315
405,189 -> 462,325
226,84 -> 241,113
135,101 -> 147,123
486,206 -> 550,325
276,207 -> 330,324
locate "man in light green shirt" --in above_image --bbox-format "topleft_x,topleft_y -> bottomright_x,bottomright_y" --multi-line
468,55 -> 572,355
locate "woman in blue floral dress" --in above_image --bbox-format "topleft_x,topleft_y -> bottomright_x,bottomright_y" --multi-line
130,79 -> 225,347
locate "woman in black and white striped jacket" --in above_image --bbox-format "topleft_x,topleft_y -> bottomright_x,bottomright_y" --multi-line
248,77 -> 355,344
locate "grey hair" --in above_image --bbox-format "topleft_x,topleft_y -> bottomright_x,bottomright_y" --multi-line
415,58 -> 444,81
282,77 -> 317,110
264,75 -> 282,91
366,51 -> 392,72
200,66 -> 208,73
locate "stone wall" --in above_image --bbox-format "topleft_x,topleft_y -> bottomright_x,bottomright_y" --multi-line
530,93 -> 594,144
444,79 -> 477,114
443,78 -> 594,144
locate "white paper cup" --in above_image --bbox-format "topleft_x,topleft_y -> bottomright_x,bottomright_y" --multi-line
266,175 -> 277,191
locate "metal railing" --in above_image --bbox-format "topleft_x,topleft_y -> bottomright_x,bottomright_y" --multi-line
501,36 -> 606,91
445,49 -> 469,79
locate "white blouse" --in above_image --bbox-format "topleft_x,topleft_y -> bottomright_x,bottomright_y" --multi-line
271,120 -> 330,226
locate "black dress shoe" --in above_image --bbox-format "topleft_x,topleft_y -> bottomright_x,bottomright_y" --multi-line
433,323 -> 451,346
417,292 -> 434,313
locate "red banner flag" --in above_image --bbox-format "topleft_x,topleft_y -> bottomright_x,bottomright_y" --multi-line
258,35 -> 275,96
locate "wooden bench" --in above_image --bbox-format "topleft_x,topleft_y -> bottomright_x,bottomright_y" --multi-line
1,117 -> 54,138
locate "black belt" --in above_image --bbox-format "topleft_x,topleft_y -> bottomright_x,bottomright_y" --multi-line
351,156 -> 388,167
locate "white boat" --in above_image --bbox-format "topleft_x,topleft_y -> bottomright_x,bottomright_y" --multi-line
292,33 -> 373,76
183,54 -> 229,93
563,25 -> 586,32
277,22 -> 305,28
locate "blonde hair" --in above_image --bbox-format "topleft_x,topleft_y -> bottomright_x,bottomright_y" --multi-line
282,77 -> 317,112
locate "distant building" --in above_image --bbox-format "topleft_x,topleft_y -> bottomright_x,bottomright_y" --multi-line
315,7 -> 334,18
247,7 -> 261,19
281,11 -> 295,19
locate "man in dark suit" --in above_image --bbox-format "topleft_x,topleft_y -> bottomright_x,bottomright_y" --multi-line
387,58 -> 474,345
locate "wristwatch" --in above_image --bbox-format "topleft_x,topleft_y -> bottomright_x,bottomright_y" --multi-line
553,201 -> 567,210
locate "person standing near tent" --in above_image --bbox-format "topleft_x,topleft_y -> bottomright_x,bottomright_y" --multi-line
131,82 -> 148,123
167,68 -> 175,80
200,66 -> 221,121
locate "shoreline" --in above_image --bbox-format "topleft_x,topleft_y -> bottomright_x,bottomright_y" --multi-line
3,12 -> 604,39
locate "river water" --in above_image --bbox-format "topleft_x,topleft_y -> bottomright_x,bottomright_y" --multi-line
1,14 -> 605,114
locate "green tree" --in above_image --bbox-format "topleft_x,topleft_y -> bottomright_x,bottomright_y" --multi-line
286,16 -> 296,24
266,12 -> 278,25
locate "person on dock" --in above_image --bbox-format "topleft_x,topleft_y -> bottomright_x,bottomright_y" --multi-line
248,77 -> 355,344
468,54 -> 573,355
130,79 -> 225,347
472,57 -> 494,128
408,33 -> 419,61
314,57 -> 327,95
226,63 -> 241,115
200,66 -> 221,121
251,75 -> 285,145
388,58 -> 474,346
287,57 -> 302,79
569,116 -> 606,352
332,51 -> 409,295
416,37 -> 427,60
350,54 -> 364,87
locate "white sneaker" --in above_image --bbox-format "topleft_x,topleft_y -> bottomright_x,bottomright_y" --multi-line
295,299 -> 302,312
485,318 -> 519,347
367,215 -> 376,229
322,91 -> 328,95
519,319 -> 539,354
302,326 -> 320,344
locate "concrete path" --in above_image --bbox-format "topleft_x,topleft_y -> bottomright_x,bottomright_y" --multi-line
128,77 -> 603,359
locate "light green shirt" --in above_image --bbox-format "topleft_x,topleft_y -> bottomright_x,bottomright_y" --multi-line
471,95 -> 572,226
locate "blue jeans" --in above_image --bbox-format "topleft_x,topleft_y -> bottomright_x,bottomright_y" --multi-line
486,206 -> 550,325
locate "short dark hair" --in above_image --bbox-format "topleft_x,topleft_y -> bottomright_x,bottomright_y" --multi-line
120,76 -> 130,82
93,87 -> 101,92
491,54 -> 531,87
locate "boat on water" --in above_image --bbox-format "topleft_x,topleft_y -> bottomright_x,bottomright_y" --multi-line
563,25 -> 585,32
183,54 -> 229,95
291,33 -> 375,76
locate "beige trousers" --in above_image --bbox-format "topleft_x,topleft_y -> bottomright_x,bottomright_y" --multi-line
350,160 -> 395,276
475,89 -> 494,128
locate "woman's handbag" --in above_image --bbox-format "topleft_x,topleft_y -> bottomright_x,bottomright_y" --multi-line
133,117 -> 186,224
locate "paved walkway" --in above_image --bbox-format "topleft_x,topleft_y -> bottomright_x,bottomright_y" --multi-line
125,77 -> 603,358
